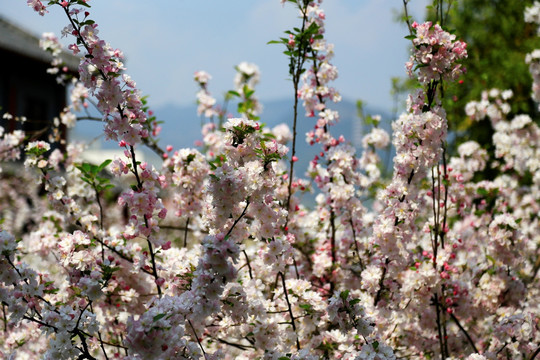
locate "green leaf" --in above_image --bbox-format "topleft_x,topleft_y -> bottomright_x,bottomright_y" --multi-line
81,19 -> 95,26
476,187 -> 488,196
81,162 -> 92,173
98,159 -> 112,172
349,299 -> 361,305
77,0 -> 91,7
186,153 -> 196,164
153,313 -> 166,322
96,176 -> 110,184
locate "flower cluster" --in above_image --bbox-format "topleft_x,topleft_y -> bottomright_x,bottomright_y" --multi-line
298,11 -> 341,121
0,122 -> 25,171
232,62 -> 263,119
163,148 -> 209,218
117,160 -> 167,241
58,9 -> 149,146
465,88 -> 513,124
406,21 -> 468,84
194,71 -> 219,119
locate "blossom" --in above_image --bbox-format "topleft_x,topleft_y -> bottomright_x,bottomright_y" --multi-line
407,22 -> 467,84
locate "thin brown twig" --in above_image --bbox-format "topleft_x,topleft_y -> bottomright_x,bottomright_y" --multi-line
243,250 -> 253,280
530,346 -> 540,360
188,319 -> 208,360
284,2 -> 310,227
434,294 -> 446,360
184,217 -> 190,247
225,200 -> 250,239
449,312 -> 479,353
374,258 -> 389,306
2,304 -> 7,332
402,0 -> 413,36
279,271 -> 301,350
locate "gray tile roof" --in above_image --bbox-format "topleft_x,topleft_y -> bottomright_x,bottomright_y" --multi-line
0,15 -> 79,72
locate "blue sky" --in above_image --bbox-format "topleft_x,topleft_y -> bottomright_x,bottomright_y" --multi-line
2,0 -> 429,113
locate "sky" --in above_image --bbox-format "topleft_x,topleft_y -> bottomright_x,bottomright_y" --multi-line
1,0 -> 429,114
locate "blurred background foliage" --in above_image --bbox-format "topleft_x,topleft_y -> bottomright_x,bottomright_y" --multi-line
443,0 -> 540,150
391,0 -> 540,180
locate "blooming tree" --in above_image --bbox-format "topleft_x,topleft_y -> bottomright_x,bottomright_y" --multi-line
0,0 -> 539,359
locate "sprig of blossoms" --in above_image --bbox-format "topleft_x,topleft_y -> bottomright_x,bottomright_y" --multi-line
194,70 -> 219,119
0,122 -> 25,171
231,62 -> 263,119
49,5 -> 150,146
163,148 -> 209,218
406,21 -> 467,84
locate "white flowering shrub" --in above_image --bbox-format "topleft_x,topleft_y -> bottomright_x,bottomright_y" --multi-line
0,0 -> 539,359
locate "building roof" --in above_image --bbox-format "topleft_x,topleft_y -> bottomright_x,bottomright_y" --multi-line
0,15 -> 79,72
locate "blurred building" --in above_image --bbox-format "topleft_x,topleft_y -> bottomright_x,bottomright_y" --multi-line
0,15 -> 79,145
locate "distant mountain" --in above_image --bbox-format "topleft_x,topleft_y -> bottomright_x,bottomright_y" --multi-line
152,98 -> 392,176
154,98 -> 391,147
69,98 -> 393,175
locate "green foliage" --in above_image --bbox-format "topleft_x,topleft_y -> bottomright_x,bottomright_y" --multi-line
75,159 -> 114,193
356,100 -> 380,127
473,186 -> 499,216
100,263 -> 120,284
208,154 -> 227,171
25,145 -> 49,157
269,1 -> 322,83
227,82 -> 260,120
439,0 -> 540,149
153,313 -> 167,322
